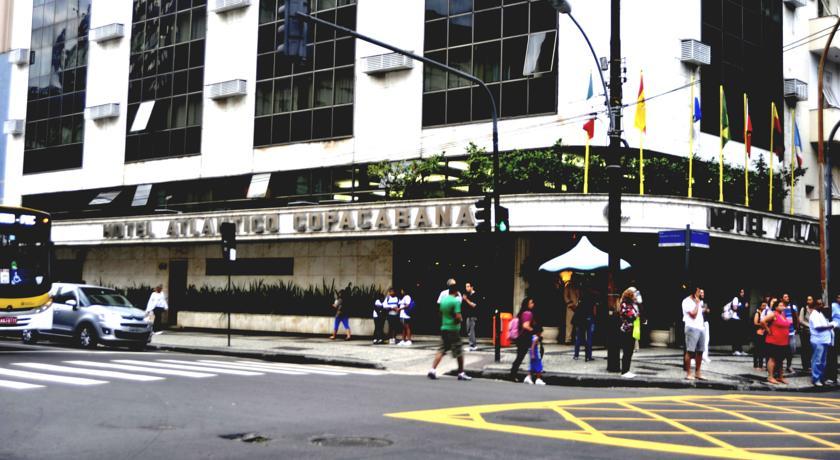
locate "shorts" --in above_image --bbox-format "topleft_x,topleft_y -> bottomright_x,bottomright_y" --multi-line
766,344 -> 787,363
685,326 -> 705,354
438,330 -> 463,359
530,356 -> 543,373
401,317 -> 411,325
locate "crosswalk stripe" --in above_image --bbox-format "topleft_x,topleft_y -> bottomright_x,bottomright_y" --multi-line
0,367 -> 107,386
0,378 -> 44,390
112,360 -> 264,376
188,360 -> 307,375
64,361 -> 215,378
240,361 -> 384,375
13,363 -> 164,382
231,360 -> 348,376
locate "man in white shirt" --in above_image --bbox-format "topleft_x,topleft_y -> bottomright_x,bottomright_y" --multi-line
145,284 -> 169,335
437,278 -> 462,306
682,286 -> 706,380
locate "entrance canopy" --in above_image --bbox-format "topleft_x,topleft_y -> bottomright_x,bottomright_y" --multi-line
539,236 -> 631,272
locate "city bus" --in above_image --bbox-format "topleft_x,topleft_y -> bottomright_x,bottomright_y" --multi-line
0,206 -> 53,335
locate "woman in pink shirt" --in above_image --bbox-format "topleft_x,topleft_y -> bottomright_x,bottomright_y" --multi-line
762,300 -> 792,384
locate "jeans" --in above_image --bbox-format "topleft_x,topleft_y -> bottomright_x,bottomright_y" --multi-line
800,331 -> 812,370
826,340 -> 839,382
510,334 -> 532,379
753,334 -> 765,368
333,316 -> 349,333
574,320 -> 594,360
387,314 -> 401,339
152,308 -> 166,332
812,342 -> 829,384
786,334 -> 797,370
620,330 -> 635,374
373,315 -> 386,341
465,317 -> 478,348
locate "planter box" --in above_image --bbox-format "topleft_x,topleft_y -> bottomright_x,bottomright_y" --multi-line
178,311 -> 374,336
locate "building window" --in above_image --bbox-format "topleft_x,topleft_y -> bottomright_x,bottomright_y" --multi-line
125,0 -> 206,162
422,0 -> 557,127
23,0 -> 91,174
701,0 -> 782,151
254,0 -> 357,147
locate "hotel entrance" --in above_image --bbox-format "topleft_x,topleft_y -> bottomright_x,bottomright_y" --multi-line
393,234 -> 514,336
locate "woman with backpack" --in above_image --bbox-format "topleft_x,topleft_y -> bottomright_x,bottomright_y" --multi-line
509,297 -> 536,383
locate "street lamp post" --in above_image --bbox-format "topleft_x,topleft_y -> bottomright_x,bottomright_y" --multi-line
552,0 -> 623,370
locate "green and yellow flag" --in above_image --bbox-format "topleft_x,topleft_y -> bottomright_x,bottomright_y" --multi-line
720,87 -> 730,147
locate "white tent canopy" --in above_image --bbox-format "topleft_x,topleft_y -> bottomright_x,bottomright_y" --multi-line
538,236 -> 631,272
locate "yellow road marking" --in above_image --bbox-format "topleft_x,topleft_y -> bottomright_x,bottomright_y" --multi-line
551,406 -> 603,437
730,397 -> 840,423
618,402 -> 739,451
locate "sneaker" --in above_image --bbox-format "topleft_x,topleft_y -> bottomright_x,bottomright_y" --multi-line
815,381 -> 824,387
427,369 -> 437,380
621,372 -> 636,379
397,341 -> 406,346
389,339 -> 396,345
523,375 -> 533,385
457,372 -> 472,381
572,356 -> 579,360
404,340 -> 412,346
534,378 -> 546,386
153,331 -> 163,336
826,380 -> 836,385
702,358 -> 711,364
469,346 -> 478,352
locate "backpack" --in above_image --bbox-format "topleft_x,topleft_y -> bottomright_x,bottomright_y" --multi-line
405,299 -> 416,315
508,316 -> 520,340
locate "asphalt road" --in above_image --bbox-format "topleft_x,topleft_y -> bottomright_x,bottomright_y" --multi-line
1,339 -> 839,460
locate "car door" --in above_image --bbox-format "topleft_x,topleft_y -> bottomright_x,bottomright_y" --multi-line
50,287 -> 80,336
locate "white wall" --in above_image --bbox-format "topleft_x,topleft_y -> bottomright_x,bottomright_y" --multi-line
3,0 -> 829,218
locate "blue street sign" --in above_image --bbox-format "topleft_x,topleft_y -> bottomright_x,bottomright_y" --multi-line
658,230 -> 710,248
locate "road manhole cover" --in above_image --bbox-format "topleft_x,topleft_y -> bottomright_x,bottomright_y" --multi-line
219,433 -> 270,443
310,436 -> 393,448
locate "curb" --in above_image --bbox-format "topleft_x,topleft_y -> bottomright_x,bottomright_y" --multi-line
146,343 -> 385,370
471,367 -> 835,393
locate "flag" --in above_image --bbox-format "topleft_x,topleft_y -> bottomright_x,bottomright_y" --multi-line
583,118 -> 595,140
721,88 -> 730,147
586,73 -> 594,100
772,103 -> 784,161
794,121 -> 804,168
634,73 -> 646,133
693,97 -> 702,123
744,94 -> 753,157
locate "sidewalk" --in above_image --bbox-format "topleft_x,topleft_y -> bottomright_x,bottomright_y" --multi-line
148,329 -> 834,392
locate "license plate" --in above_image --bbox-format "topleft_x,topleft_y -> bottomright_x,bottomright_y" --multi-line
0,317 -> 17,325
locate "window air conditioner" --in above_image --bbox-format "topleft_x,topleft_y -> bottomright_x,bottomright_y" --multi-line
207,79 -> 247,99
3,120 -> 24,136
90,23 -> 125,43
363,53 -> 413,75
8,48 -> 29,65
85,103 -> 120,121
680,39 -> 711,66
783,78 -> 808,102
214,0 -> 251,13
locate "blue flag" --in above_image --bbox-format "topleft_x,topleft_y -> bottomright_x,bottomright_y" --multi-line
586,73 -> 594,100
693,97 -> 702,123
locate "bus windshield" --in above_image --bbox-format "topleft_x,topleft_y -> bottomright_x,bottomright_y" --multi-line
0,210 -> 51,299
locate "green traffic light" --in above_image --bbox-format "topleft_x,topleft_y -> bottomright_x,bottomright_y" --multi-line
498,221 -> 508,232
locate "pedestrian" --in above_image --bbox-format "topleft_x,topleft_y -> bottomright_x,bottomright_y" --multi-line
799,295 -> 816,372
563,275 -> 580,344
809,299 -> 838,387
573,284 -> 596,362
762,299 -> 792,384
752,301 -> 771,370
383,287 -> 401,344
723,288 -> 748,356
437,278 -> 462,306
781,293 -> 799,373
618,287 -> 640,378
329,288 -> 351,341
527,325 -> 546,385
372,292 -> 386,344
462,281 -> 482,351
398,287 -> 414,346
700,288 -> 711,364
682,286 -> 707,380
427,280 -> 471,381
825,293 -> 840,384
145,284 -> 169,335
510,297 -> 536,382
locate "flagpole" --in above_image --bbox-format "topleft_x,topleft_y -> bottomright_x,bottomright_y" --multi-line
639,136 -> 644,195
719,85 -> 724,202
769,102 -> 775,212
791,107 -> 796,215
744,93 -> 749,207
584,133 -> 590,194
689,71 -> 695,198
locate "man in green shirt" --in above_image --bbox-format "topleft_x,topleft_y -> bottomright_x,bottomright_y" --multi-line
428,279 -> 471,381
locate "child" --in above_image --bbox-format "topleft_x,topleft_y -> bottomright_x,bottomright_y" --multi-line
526,325 -> 546,385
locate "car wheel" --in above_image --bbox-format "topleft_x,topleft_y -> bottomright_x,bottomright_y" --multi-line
21,329 -> 38,345
76,324 -> 98,349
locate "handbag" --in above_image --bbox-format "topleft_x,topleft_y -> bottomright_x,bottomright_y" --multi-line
632,317 -> 641,341
721,302 -> 733,321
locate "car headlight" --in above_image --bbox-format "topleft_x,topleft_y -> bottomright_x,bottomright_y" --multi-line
97,313 -> 122,324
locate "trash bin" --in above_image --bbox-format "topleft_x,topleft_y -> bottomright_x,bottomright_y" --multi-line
493,312 -> 514,347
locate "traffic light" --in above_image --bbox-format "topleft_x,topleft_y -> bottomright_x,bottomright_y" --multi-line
474,195 -> 491,233
220,222 -> 237,261
495,205 -> 509,233
277,0 -> 310,62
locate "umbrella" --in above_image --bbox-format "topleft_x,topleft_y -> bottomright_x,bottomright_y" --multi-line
538,236 -> 631,272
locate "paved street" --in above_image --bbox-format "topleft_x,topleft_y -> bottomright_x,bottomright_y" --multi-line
1,340 -> 839,460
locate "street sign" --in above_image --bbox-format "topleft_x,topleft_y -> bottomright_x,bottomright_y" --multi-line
658,229 -> 710,248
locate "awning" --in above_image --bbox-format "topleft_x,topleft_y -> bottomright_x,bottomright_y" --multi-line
539,236 -> 631,272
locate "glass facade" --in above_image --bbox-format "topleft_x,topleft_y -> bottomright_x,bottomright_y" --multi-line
24,0 -> 91,174
422,0 -> 558,127
254,0 -> 356,147
125,0 -> 207,162
701,0 -> 783,151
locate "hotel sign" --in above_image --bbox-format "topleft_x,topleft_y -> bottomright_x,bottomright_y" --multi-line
706,208 -> 818,246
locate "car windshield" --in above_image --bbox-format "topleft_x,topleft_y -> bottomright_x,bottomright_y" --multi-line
80,288 -> 136,309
